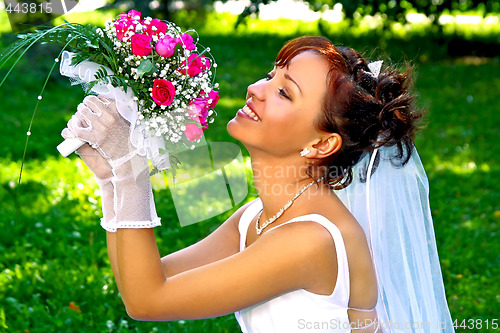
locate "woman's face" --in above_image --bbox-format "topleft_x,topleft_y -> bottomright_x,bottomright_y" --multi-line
227,51 -> 329,158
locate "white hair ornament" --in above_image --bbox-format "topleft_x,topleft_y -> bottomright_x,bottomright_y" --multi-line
368,60 -> 384,77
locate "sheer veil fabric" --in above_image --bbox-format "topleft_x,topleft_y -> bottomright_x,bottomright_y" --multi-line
335,145 -> 455,332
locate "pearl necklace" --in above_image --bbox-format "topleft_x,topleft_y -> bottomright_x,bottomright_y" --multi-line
255,177 -> 325,235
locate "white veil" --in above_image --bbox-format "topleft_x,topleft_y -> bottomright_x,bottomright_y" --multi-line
335,145 -> 455,332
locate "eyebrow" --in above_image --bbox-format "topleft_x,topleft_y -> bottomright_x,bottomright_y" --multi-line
284,73 -> 302,95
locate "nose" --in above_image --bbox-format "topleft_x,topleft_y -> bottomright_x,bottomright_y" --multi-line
246,78 -> 266,101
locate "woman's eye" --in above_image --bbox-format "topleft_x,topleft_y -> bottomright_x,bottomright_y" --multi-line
279,88 -> 291,101
264,73 -> 291,100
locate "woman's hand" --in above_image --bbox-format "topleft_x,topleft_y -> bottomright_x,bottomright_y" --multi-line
60,136 -> 113,181
64,95 -> 134,164
61,96 -> 119,180
62,96 -> 120,231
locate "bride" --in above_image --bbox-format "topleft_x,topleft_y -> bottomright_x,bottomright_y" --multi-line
63,36 -> 454,332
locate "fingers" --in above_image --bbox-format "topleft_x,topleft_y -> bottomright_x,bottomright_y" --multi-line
75,143 -> 100,157
66,117 -> 87,144
83,95 -> 118,124
65,96 -> 131,154
77,103 -> 100,125
96,95 -> 112,106
82,96 -> 103,117
61,127 -> 76,139
67,107 -> 100,145
67,114 -> 90,133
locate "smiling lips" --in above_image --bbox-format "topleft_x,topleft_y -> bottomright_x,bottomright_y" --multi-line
241,105 -> 261,122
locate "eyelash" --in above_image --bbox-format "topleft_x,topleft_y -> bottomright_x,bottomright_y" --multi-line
279,88 -> 291,100
264,73 -> 292,101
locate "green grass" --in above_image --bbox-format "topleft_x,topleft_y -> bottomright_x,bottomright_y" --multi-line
0,9 -> 499,333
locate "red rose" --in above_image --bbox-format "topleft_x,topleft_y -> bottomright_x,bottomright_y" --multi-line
130,34 -> 153,57
152,79 -> 175,106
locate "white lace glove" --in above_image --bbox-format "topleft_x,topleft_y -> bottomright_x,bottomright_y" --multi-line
65,95 -> 160,229
61,126 -> 116,232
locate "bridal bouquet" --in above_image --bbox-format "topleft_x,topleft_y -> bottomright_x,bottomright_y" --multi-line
0,10 -> 219,172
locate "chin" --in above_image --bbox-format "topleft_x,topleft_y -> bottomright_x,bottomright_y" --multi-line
227,117 -> 246,141
226,117 -> 238,138
227,117 -> 254,150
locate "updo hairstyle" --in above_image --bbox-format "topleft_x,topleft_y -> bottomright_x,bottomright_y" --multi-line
275,36 -> 424,189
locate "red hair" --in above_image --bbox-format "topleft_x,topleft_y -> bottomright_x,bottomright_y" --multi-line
275,36 -> 423,189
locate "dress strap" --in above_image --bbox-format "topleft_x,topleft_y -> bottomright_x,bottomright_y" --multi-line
348,306 -> 376,312
348,306 -> 378,331
238,199 -> 263,251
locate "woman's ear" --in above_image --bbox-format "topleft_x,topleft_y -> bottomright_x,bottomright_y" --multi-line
309,133 -> 342,159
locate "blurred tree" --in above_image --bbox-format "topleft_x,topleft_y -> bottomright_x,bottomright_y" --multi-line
236,0 -> 499,26
103,0 -> 215,21
101,0 -> 500,26
312,0 -> 500,24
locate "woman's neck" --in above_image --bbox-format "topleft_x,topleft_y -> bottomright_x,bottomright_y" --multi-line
250,153 -> 318,219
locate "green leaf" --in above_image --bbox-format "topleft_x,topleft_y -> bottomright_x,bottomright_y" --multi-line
102,54 -> 115,70
136,59 -> 157,78
85,80 -> 98,95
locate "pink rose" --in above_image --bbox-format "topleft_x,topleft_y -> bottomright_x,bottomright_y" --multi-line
179,33 -> 196,51
115,17 -> 136,41
127,9 -> 142,20
187,98 -> 209,129
202,57 -> 211,71
152,79 -> 175,106
178,53 -> 210,77
184,123 -> 204,142
207,90 -> 219,108
119,10 -> 141,20
143,18 -> 168,37
115,10 -> 142,41
155,35 -> 178,58
199,89 -> 219,109
130,34 -> 153,56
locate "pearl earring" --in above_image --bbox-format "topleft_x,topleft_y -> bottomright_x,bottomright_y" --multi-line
300,148 -> 310,157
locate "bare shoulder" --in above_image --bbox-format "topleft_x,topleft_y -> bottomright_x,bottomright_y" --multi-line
264,220 -> 337,252
225,198 -> 260,231
335,214 -> 369,248
251,220 -> 339,293
314,195 -> 369,251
